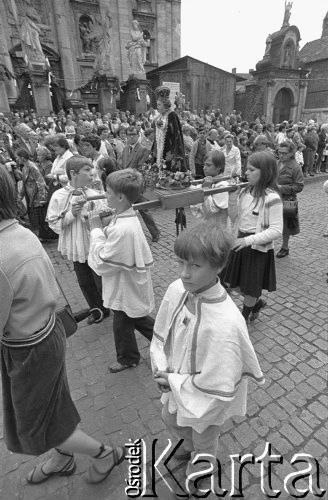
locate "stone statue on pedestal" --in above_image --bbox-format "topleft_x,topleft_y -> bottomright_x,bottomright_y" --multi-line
19,0 -> 46,64
282,1 -> 293,27
126,20 -> 147,76
93,9 -> 114,76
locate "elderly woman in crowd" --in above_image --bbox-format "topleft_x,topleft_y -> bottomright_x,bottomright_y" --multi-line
276,141 -> 304,258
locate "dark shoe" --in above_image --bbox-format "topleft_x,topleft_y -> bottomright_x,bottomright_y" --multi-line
323,233 -> 328,238
276,248 -> 289,258
108,362 -> 138,373
27,450 -> 76,485
85,444 -> 125,484
309,173 -> 315,177
151,234 -> 160,243
250,299 -> 267,321
242,304 -> 254,322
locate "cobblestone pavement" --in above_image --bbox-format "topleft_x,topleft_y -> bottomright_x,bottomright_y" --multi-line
0,177 -> 327,500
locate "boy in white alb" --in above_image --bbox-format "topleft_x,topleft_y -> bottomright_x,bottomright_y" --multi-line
150,222 -> 264,495
88,169 -> 155,373
47,155 -> 109,324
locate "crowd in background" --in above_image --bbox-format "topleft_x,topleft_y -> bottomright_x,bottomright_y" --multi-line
0,104 -> 327,242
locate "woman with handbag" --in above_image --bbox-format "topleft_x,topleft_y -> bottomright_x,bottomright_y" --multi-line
0,166 -> 125,485
276,141 -> 304,258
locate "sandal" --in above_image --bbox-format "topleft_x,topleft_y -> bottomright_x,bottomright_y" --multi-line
27,449 -> 76,485
85,444 -> 126,484
108,362 -> 138,373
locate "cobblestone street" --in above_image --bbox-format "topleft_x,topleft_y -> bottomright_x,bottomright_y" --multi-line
0,177 -> 327,500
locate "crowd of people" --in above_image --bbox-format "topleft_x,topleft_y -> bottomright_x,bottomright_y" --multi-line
0,95 -> 327,494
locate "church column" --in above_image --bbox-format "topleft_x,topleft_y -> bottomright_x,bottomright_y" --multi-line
171,0 -> 181,61
297,80 -> 308,122
114,0 -> 131,81
0,1 -> 18,106
52,0 -> 81,102
265,80 -> 275,123
156,0 -> 169,66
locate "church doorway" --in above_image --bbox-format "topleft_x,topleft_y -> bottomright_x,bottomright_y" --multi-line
273,88 -> 293,123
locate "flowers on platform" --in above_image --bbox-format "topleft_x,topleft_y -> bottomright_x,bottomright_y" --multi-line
141,159 -> 192,190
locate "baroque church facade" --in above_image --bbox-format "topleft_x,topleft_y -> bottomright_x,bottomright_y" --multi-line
0,0 -> 181,113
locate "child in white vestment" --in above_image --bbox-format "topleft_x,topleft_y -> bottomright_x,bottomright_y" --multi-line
47,155 -> 110,324
150,222 -> 264,495
190,150 -> 229,228
88,169 -> 155,373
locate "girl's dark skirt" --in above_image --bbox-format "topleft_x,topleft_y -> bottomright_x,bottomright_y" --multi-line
0,317 -> 81,455
222,232 -> 277,298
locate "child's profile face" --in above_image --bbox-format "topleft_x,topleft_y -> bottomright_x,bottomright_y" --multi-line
176,256 -> 218,294
203,160 -> 218,177
246,163 -> 261,186
74,165 -> 93,187
105,187 -> 123,210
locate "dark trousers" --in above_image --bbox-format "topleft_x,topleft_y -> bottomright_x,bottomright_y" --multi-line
112,310 -> 154,365
136,195 -> 160,240
195,163 -> 204,179
73,261 -> 106,312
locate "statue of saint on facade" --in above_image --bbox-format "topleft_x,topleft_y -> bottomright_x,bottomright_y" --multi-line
19,0 -> 46,64
264,34 -> 272,57
79,19 -> 93,53
282,1 -> 293,26
126,20 -> 147,76
92,10 -> 114,76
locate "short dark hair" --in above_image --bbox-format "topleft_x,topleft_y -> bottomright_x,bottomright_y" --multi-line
55,136 -> 70,150
65,155 -> 93,180
126,126 -> 138,136
0,166 -> 17,220
279,140 -> 296,156
97,125 -> 109,136
16,148 -> 30,160
80,134 -> 101,151
174,221 -> 232,270
106,168 -> 144,204
98,157 -> 117,190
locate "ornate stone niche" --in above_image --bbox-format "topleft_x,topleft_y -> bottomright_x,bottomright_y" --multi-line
79,14 -> 95,54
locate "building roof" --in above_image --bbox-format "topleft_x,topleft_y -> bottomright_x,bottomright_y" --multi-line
146,55 -> 237,79
299,37 -> 328,63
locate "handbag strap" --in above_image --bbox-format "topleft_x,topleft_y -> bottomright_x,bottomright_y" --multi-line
55,276 -> 70,307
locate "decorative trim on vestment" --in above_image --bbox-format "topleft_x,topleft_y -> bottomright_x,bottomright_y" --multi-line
191,371 -> 265,400
98,256 -> 153,271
